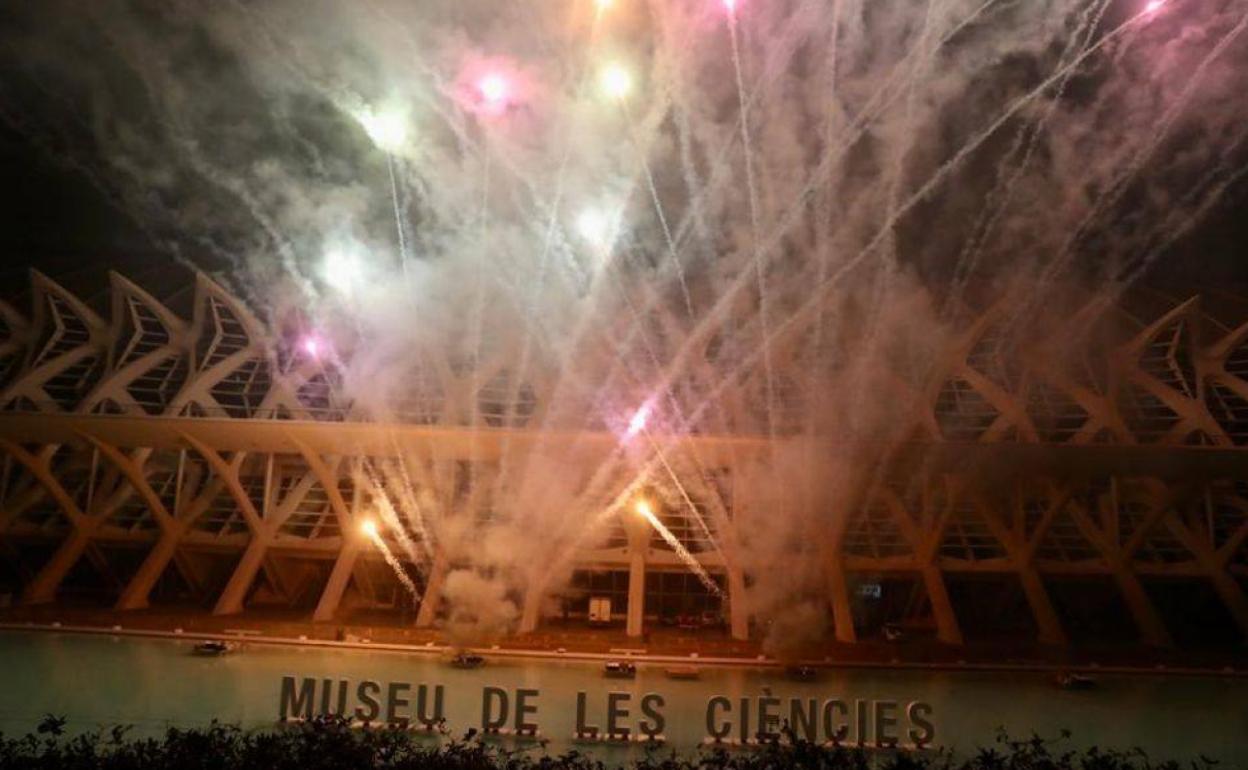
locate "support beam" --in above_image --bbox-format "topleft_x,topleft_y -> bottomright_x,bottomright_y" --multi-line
921,565 -> 963,646
313,542 -> 359,622
172,550 -> 207,601
351,558 -> 379,607
0,441 -> 83,529
1017,568 -> 1067,646
626,548 -> 645,638
115,526 -> 184,610
1112,568 -> 1172,648
285,560 -> 324,606
177,434 -> 261,532
1161,516 -> 1248,643
415,551 -> 447,628
518,573 -> 543,634
263,556 -> 297,605
213,537 -> 268,616
179,437 -> 273,617
623,511 -> 651,639
825,557 -> 856,643
77,435 -> 181,612
22,529 -> 92,605
0,483 -> 52,536
78,436 -> 171,530
967,483 -> 1069,647
287,437 -> 351,532
1066,494 -> 1172,647
727,562 -> 749,641
83,543 -> 118,591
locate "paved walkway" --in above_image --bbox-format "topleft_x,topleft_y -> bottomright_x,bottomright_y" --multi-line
1,604 -> 1244,675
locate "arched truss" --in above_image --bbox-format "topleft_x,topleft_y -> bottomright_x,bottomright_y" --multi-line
0,270 -> 1245,648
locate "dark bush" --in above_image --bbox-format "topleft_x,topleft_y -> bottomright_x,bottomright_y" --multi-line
0,718 -> 1220,770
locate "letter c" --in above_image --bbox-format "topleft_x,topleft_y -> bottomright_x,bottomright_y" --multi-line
706,696 -> 732,739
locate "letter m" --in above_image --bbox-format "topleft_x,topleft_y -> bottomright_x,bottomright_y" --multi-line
280,676 -> 316,720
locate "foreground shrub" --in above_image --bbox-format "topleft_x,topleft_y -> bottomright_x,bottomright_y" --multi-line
0,717 -> 1220,770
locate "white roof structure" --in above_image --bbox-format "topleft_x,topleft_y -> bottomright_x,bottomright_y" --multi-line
0,269 -> 1245,648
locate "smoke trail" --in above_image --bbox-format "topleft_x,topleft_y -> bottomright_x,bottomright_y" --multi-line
387,153 -> 411,283
642,430 -> 724,559
634,500 -> 723,597
1021,5 -> 1248,323
359,459 -> 426,569
727,8 -> 775,441
366,525 -> 421,601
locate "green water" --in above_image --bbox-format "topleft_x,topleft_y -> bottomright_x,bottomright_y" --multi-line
0,630 -> 1244,764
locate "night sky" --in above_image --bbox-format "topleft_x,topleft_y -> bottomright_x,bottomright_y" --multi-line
0,125 -> 210,311
1,108 -> 1244,312
0,0 -> 1246,315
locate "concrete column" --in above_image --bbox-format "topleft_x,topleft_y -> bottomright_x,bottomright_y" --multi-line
623,508 -> 651,638
1112,568 -> 1172,648
518,565 -> 546,634
825,557 -> 857,643
626,548 -> 645,638
1018,569 -> 1067,646
115,526 -> 183,611
727,563 -> 749,641
313,543 -> 359,622
921,566 -> 963,646
415,551 -> 448,628
213,536 -> 268,615
21,528 -> 93,605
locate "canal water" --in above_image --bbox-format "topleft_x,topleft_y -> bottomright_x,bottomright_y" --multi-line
0,630 -> 1244,764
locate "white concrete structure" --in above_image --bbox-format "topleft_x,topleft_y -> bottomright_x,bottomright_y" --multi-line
0,270 -> 1246,648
